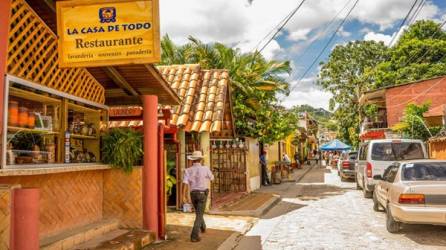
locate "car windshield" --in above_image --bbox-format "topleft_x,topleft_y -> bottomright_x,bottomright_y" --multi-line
371,142 -> 424,161
402,163 -> 446,181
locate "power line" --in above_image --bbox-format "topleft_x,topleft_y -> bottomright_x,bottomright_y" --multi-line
294,0 -> 353,64
285,0 -> 360,97
252,10 -> 294,52
388,0 -> 419,46
407,0 -> 426,25
256,0 -> 307,54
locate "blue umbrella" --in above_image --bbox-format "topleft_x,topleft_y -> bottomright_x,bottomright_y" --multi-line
320,139 -> 351,151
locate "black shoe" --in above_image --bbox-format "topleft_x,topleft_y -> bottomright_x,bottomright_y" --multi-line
191,237 -> 201,242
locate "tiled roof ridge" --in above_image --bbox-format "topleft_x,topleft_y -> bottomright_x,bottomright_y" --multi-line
157,64 -> 233,135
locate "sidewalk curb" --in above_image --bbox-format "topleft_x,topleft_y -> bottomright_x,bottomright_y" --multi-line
208,195 -> 280,217
216,232 -> 241,250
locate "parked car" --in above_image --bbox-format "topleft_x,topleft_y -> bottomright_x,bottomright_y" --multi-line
356,139 -> 428,198
372,160 -> 446,233
337,151 -> 357,181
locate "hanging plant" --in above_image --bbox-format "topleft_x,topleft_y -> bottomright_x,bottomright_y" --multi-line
102,128 -> 143,173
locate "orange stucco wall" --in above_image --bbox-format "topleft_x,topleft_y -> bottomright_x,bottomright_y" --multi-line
385,76 -> 446,127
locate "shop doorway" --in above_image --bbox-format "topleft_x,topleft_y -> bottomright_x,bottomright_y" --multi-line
210,139 -> 247,208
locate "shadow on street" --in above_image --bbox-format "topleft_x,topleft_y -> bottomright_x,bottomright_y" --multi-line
145,225 -> 235,250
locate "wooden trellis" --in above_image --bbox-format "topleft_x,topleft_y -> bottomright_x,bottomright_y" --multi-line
210,140 -> 247,194
6,0 -> 105,104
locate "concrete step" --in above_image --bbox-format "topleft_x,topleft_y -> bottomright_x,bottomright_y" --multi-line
40,219 -> 120,250
70,229 -> 155,250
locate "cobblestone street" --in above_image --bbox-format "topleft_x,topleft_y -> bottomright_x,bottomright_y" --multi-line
241,166 -> 446,250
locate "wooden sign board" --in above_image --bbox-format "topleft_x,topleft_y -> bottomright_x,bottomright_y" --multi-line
56,0 -> 160,68
109,106 -> 143,117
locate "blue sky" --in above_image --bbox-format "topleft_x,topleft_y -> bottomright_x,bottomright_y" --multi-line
160,0 -> 446,110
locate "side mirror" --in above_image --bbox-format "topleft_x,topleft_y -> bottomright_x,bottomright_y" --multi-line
373,175 -> 383,180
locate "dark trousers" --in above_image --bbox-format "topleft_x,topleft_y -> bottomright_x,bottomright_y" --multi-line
190,190 -> 208,240
261,163 -> 270,185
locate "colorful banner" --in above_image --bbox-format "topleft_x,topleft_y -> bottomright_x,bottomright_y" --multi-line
56,0 -> 160,68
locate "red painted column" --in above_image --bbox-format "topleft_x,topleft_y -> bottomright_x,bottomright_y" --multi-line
0,0 -> 11,163
158,124 -> 166,239
11,188 -> 39,250
142,95 -> 159,237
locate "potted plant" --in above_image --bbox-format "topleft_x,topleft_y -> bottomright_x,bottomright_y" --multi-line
102,128 -> 143,173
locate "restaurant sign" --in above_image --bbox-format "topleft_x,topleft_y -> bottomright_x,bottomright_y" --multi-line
56,0 -> 160,68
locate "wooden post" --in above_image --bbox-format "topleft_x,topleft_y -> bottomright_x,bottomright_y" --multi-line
11,188 -> 39,250
199,132 -> 211,210
157,123 -> 166,239
200,132 -> 210,167
142,95 -> 159,238
177,129 -> 185,209
0,0 -> 11,166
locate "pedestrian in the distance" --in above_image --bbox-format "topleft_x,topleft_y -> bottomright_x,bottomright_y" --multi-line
260,150 -> 271,186
294,152 -> 300,169
283,153 -> 291,165
314,150 -> 320,166
183,151 -> 214,242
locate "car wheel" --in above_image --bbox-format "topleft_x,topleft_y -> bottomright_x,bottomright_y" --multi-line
386,204 -> 401,233
373,192 -> 382,212
362,180 -> 373,198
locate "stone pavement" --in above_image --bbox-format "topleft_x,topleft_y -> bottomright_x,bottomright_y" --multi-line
244,167 -> 446,250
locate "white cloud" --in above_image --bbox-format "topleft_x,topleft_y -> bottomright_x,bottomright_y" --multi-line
352,0 -> 439,30
288,28 -> 311,41
282,88 -> 332,110
363,32 -> 392,45
261,40 -> 282,60
279,77 -> 332,110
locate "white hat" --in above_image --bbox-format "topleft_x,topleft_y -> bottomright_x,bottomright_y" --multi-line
187,151 -> 204,160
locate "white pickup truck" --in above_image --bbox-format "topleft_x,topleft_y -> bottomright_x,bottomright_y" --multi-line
356,139 -> 428,198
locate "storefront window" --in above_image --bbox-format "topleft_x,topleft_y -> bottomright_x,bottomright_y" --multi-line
4,79 -> 108,168
6,83 -> 62,165
66,101 -> 106,163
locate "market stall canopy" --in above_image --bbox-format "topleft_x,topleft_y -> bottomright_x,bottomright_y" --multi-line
320,139 -> 351,151
23,0 -> 180,106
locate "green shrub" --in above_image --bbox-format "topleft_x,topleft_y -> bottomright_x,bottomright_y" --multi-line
102,128 -> 143,173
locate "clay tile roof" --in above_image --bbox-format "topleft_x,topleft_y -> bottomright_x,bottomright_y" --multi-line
156,64 -> 231,134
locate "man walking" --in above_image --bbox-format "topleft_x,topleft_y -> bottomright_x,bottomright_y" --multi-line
183,151 -> 214,242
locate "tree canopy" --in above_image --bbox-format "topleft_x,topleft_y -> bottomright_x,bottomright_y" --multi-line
318,40 -> 388,147
373,20 -> 446,87
318,20 -> 446,147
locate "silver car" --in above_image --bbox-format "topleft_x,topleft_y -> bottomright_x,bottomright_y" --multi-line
356,139 -> 427,198
373,160 -> 446,233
